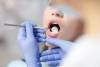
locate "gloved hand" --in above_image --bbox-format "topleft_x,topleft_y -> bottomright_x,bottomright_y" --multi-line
40,38 -> 73,67
46,37 -> 73,53
18,21 -> 46,67
40,48 -> 63,67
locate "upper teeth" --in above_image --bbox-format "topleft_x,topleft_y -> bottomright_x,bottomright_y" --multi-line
51,26 -> 59,33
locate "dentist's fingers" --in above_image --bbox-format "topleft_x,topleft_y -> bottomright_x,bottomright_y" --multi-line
34,28 -> 45,33
26,22 -> 35,39
36,38 -> 46,42
35,32 -> 46,42
33,28 -> 46,41
46,60 -> 60,66
40,54 -> 61,62
41,49 -> 61,56
35,33 -> 46,38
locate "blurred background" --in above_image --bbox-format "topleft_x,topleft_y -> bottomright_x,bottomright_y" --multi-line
0,0 -> 100,67
0,0 -> 48,67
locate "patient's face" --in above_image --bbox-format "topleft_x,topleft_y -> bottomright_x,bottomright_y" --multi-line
43,6 -> 83,48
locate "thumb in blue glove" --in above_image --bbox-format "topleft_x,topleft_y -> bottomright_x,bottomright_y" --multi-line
46,37 -> 73,53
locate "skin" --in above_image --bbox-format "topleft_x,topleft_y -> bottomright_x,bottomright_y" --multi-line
43,6 -> 83,48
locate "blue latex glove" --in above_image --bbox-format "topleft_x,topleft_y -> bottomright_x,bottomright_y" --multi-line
46,37 -> 73,53
40,48 -> 63,67
18,21 -> 46,67
40,37 -> 73,67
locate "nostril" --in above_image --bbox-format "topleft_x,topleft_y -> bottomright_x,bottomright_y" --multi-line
52,13 -> 55,15
52,12 -> 63,18
56,13 -> 61,17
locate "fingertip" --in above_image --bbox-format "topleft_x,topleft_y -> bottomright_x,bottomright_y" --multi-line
41,50 -> 49,56
36,33 -> 46,39
47,61 -> 59,66
38,38 -> 46,42
40,57 -> 45,62
35,28 -> 45,33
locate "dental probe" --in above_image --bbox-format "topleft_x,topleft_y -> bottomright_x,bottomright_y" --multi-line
4,23 -> 47,29
4,23 -> 53,50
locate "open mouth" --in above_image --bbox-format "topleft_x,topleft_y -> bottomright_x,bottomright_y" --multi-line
45,21 -> 61,49
49,22 -> 60,33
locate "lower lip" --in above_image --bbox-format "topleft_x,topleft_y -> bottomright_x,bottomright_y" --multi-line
45,25 -> 60,49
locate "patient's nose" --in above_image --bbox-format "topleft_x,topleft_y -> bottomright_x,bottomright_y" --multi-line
52,11 -> 63,18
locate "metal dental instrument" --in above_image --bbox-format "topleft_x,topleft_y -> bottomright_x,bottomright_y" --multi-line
4,23 -> 47,29
4,23 -> 24,27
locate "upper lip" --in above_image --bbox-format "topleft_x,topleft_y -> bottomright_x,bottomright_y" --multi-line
48,20 -> 60,29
